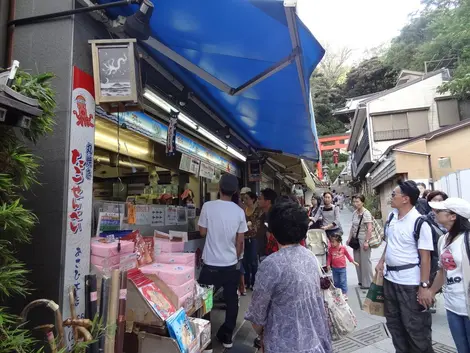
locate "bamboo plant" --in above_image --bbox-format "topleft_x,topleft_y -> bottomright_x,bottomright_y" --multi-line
0,70 -> 101,352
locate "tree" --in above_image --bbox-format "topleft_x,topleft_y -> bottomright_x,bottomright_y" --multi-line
318,45 -> 353,85
342,57 -> 398,98
383,0 -> 470,97
310,72 -> 347,136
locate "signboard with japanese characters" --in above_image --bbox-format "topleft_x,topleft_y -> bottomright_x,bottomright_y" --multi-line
249,162 -> 262,182
199,161 -> 215,180
62,67 -> 95,348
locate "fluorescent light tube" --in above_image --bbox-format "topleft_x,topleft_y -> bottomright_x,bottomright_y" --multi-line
144,89 -> 172,113
197,127 -> 227,149
144,88 -> 248,163
227,146 -> 247,162
178,113 -> 198,130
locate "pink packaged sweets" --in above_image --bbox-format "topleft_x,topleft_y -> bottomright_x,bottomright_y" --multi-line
154,238 -> 184,253
154,253 -> 195,266
168,279 -> 194,298
179,290 -> 194,310
91,254 -> 120,267
90,238 -> 134,257
90,252 -> 137,267
140,263 -> 194,286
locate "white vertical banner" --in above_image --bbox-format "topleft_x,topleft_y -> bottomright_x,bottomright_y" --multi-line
62,67 -> 96,348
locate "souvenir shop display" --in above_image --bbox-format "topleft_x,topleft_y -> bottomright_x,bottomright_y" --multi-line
85,226 -> 213,353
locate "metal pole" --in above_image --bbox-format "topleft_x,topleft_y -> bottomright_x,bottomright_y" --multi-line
427,155 -> 434,191
8,0 -> 138,27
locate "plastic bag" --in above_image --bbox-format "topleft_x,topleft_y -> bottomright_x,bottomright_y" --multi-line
323,285 -> 357,340
363,272 -> 385,317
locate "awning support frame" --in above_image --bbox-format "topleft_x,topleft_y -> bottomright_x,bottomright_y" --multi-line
143,37 -> 301,96
284,3 -> 310,114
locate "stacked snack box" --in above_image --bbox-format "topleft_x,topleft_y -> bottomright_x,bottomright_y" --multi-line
142,232 -> 196,311
90,237 -> 136,272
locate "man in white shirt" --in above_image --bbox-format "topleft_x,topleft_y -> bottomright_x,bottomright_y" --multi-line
198,173 -> 248,350
376,180 -> 435,353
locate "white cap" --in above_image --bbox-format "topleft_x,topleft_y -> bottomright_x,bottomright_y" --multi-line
429,197 -> 470,219
240,187 -> 251,194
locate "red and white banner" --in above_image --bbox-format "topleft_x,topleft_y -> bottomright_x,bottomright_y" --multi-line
62,67 -> 95,347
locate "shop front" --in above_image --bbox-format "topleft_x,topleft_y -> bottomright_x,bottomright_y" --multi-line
7,0 -> 324,351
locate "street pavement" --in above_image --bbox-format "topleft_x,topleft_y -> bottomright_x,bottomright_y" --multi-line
210,206 -> 457,352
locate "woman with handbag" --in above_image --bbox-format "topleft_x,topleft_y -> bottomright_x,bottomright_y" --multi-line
309,195 -> 323,229
347,194 -> 374,289
321,192 -> 342,237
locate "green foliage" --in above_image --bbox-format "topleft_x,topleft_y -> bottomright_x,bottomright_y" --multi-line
384,0 -> 470,97
363,193 -> 381,219
0,70 -> 57,352
326,164 -> 344,184
310,72 -> 347,136
0,309 -> 41,353
11,71 -> 56,143
342,57 -> 399,98
322,151 -> 349,165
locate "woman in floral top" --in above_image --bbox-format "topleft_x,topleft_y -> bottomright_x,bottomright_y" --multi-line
245,201 -> 332,353
244,192 -> 263,289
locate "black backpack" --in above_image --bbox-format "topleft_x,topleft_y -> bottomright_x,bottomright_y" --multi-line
415,198 -> 431,215
384,213 -> 444,283
413,215 -> 445,283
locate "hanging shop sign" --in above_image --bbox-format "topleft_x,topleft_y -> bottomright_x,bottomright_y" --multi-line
96,108 -> 240,177
179,153 -> 200,176
248,162 -> 262,182
89,39 -> 139,105
166,110 -> 178,156
199,161 -> 216,180
63,67 -> 96,348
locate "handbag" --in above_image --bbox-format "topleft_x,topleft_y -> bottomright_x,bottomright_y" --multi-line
349,214 -> 363,250
368,219 -> 384,249
323,278 -> 357,340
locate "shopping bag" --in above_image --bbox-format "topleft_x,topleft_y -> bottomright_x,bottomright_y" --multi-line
363,272 -> 385,317
323,285 -> 357,341
368,219 -> 384,249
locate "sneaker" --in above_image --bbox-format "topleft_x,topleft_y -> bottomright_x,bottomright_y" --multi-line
254,336 -> 262,348
216,331 -> 233,349
242,290 -> 247,296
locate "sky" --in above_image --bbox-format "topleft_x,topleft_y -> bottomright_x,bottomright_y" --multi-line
297,0 -> 423,64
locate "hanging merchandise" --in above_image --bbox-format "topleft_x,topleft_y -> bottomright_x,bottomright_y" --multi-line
166,110 -> 179,156
177,207 -> 188,225
135,205 -> 151,225
151,205 -> 166,227
96,212 -> 122,235
165,205 -> 178,226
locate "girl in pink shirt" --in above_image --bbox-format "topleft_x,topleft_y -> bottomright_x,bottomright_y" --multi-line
327,233 -> 358,297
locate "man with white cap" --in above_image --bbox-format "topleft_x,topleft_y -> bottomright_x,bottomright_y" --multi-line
424,198 -> 470,352
241,186 -> 252,196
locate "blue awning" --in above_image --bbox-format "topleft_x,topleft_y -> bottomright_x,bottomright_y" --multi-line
99,0 -> 325,161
